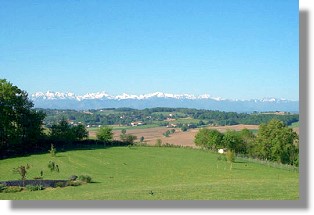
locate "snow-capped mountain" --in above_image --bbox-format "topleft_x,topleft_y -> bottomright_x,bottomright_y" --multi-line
31,91 -> 299,112
31,91 -> 225,101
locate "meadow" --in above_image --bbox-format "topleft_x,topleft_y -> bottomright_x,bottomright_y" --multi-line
0,146 -> 299,200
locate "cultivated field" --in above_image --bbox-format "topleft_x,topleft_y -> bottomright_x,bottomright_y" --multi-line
89,124 -> 260,147
0,147 -> 299,200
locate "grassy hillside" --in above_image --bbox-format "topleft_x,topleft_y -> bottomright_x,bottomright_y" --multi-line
0,147 -> 299,200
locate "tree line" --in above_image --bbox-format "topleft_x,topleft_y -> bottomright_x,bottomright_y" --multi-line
194,119 -> 299,166
0,80 -> 131,158
40,107 -> 299,129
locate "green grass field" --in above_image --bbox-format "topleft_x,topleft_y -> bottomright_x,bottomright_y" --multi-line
0,147 -> 299,200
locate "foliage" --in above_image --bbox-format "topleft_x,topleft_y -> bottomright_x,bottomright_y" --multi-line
78,175 -> 92,183
25,184 -> 44,191
155,139 -> 162,147
252,119 -> 299,165
163,130 -> 171,137
67,180 -> 83,186
48,161 -> 59,172
12,165 -> 28,180
140,136 -> 144,142
222,130 -> 247,154
0,183 -> 6,192
48,144 -> 57,157
41,107 -> 298,131
0,79 -> 45,152
194,129 -> 223,150
1,186 -> 22,193
119,129 -> 137,144
226,150 -> 235,163
193,120 -> 298,166
96,126 -> 113,142
72,124 -> 88,140
55,181 -> 66,187
49,119 -> 88,143
181,125 -> 188,132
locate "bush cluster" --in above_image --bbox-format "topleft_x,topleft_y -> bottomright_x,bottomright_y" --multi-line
25,184 -> 44,191
194,119 -> 299,166
0,184 -> 23,193
78,175 -> 92,183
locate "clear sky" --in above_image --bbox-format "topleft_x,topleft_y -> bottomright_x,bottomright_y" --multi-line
0,0 -> 299,100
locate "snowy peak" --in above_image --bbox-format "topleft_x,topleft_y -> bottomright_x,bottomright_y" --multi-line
31,91 -> 298,112
32,91 -> 77,100
31,91 -> 293,103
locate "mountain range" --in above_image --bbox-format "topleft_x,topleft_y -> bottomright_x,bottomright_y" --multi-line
31,91 -> 299,113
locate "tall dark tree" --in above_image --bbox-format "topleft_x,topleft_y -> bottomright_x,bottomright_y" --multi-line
49,119 -> 88,142
0,79 -> 45,150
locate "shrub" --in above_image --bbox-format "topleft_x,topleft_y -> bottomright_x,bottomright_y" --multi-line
2,186 -> 23,193
78,175 -> 92,183
12,165 -> 28,180
181,126 -> 188,132
0,183 -> 6,193
226,150 -> 235,163
69,175 -> 78,181
155,139 -> 162,147
121,134 -> 137,144
25,184 -> 44,191
33,177 -> 43,180
67,181 -> 82,186
140,136 -> 144,142
55,181 -> 66,188
48,144 -> 57,157
48,161 -> 60,172
163,130 -> 171,137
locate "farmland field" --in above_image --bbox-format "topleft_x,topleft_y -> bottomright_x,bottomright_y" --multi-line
89,124 -> 260,147
0,147 -> 299,200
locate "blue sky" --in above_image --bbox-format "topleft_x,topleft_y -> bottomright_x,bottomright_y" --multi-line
0,0 -> 299,100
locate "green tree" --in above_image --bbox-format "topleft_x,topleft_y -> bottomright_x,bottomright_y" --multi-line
49,119 -> 74,142
0,79 -> 45,149
122,134 -> 137,144
181,125 -> 188,132
140,136 -> 144,142
194,129 -> 223,150
163,130 -> 171,137
222,130 -> 247,154
48,144 -> 57,157
13,165 -> 28,180
72,124 -> 88,140
96,126 -> 113,142
254,119 -> 298,164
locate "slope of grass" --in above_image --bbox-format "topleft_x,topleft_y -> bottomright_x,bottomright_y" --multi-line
0,147 -> 299,200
